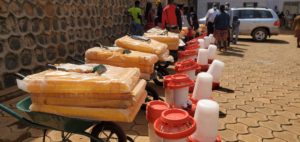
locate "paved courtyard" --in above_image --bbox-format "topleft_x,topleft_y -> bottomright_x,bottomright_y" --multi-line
0,34 -> 300,142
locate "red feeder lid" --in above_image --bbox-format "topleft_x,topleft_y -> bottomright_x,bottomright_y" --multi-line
178,50 -> 198,59
164,74 -> 194,89
154,109 -> 196,139
175,59 -> 200,73
185,43 -> 199,50
146,101 -> 170,123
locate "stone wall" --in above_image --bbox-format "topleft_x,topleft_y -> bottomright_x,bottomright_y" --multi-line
0,0 -> 139,93
0,0 -> 188,94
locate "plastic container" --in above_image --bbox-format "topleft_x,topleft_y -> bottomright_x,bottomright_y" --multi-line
207,60 -> 225,83
198,39 -> 205,49
190,100 -> 219,142
192,73 -> 213,101
147,101 -> 170,142
154,109 -> 196,142
208,34 -> 215,44
178,50 -> 198,62
204,36 -> 210,49
175,60 -> 200,81
197,49 -> 208,65
207,45 -> 217,61
164,74 -> 194,108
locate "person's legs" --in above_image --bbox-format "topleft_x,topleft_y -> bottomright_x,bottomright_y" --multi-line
297,37 -> 300,48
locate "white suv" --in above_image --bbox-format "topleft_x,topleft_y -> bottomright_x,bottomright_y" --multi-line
199,7 -> 280,41
231,8 -> 280,41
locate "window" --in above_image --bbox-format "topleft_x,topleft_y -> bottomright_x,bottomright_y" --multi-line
256,10 -> 273,18
207,2 -> 220,11
243,2 -> 258,7
237,10 -> 255,19
235,10 -> 273,19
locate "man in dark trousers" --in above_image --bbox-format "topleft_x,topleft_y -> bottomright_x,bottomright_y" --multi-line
205,3 -> 218,36
161,0 -> 182,33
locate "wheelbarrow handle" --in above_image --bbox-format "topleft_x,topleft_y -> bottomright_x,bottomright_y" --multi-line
0,103 -> 25,122
0,103 -> 50,129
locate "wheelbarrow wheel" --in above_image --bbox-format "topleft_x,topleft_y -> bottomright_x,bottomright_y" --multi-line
91,122 -> 127,142
153,69 -> 169,86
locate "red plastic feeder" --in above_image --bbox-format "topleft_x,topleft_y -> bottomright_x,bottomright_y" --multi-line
196,64 -> 209,74
178,50 -> 198,61
175,59 -> 200,81
146,101 -> 170,123
188,135 -> 222,142
212,82 -> 220,90
208,59 -> 214,64
154,109 -> 196,140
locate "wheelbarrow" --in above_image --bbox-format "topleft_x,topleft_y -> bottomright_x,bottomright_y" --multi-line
0,96 -> 133,142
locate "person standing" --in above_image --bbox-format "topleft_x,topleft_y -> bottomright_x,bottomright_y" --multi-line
205,3 -> 218,36
214,5 -> 230,51
225,2 -> 231,47
188,7 -> 199,36
293,15 -> 300,48
161,0 -> 182,33
155,2 -> 163,26
128,1 -> 144,35
231,16 -> 240,44
144,2 -> 155,30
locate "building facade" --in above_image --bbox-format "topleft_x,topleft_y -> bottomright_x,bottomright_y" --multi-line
197,0 -> 300,17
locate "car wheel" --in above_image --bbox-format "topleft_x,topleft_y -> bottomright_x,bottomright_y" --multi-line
252,28 -> 268,41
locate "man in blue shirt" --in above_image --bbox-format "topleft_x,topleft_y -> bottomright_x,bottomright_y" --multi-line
213,5 -> 230,51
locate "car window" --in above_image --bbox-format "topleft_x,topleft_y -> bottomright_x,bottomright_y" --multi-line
237,10 -> 255,19
255,10 -> 273,18
235,10 -> 273,19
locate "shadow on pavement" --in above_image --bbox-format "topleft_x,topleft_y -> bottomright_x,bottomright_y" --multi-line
217,86 -> 235,93
239,38 -> 289,44
218,50 -> 244,58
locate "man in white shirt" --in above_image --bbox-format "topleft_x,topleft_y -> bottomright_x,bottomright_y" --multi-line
206,3 -> 218,36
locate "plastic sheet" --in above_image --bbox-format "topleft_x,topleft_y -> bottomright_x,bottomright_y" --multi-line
85,47 -> 158,74
31,80 -> 146,108
30,91 -> 147,122
115,35 -> 168,57
144,27 -> 180,50
18,64 -> 140,94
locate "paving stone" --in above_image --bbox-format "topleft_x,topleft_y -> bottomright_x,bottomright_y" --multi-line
276,110 -> 298,119
267,115 -> 291,125
219,129 -> 238,142
256,107 -> 277,116
249,127 -> 274,139
132,124 -> 148,136
246,101 -> 265,108
226,123 -> 249,134
289,119 -> 300,126
117,122 -> 135,131
237,105 -> 256,113
237,117 -> 259,127
226,110 -> 246,118
135,136 -> 150,142
219,114 -> 237,124
273,131 -> 300,142
282,106 -> 300,114
23,137 -> 51,142
282,124 -> 300,135
68,134 -> 90,142
259,121 -> 283,132
264,103 -> 283,111
28,128 -> 44,138
134,111 -> 147,125
254,98 -> 271,104
247,112 -> 269,121
238,133 -> 263,142
262,138 -> 287,142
